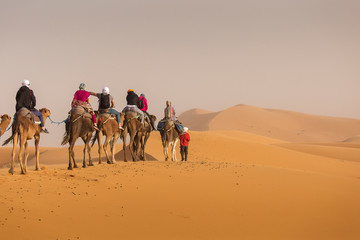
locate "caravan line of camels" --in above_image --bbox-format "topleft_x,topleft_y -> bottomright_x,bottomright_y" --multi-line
0,106 -> 180,175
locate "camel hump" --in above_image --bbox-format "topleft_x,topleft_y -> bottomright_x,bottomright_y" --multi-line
99,112 -> 116,119
125,111 -> 139,119
16,108 -> 41,125
71,106 -> 86,115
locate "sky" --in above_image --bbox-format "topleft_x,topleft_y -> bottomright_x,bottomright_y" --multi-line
0,0 -> 359,146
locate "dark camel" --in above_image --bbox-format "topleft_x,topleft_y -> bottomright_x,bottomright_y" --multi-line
137,115 -> 156,161
62,112 -> 94,170
159,120 -> 180,161
121,112 -> 143,162
91,112 -> 124,164
3,108 -> 51,174
0,114 -> 11,137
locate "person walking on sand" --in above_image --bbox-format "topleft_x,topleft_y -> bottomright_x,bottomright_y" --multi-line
90,86 -> 123,130
15,79 -> 49,133
71,83 -> 99,131
180,127 -> 190,161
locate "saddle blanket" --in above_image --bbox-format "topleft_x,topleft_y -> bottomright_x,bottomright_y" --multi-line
16,108 -> 41,125
70,106 -> 92,119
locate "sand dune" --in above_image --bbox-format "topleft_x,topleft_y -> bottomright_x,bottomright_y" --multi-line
1,128 -> 360,239
179,104 -> 360,143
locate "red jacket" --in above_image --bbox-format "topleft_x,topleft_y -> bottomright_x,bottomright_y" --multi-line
180,132 -> 190,146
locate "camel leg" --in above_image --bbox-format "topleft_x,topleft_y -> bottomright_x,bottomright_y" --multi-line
68,141 -> 77,170
134,134 -> 142,161
164,142 -> 169,161
34,135 -> 40,171
9,133 -> 18,175
24,141 -> 29,173
122,136 -> 127,162
86,134 -> 93,166
111,133 -> 119,164
172,139 -> 179,162
142,133 -> 150,161
103,136 -> 111,164
98,132 -> 103,164
129,132 -> 137,162
18,134 -> 26,174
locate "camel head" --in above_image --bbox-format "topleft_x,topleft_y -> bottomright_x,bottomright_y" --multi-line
0,114 -> 11,123
39,108 -> 51,118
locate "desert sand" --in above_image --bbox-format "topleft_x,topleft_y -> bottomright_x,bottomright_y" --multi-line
1,105 -> 360,240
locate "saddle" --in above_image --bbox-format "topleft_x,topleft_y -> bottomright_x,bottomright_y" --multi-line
16,108 -> 41,125
70,106 -> 92,119
98,112 -> 116,124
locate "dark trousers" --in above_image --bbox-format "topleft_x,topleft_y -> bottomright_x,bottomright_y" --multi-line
180,146 -> 188,161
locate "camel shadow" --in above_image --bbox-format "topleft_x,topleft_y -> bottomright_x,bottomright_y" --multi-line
115,148 -> 158,162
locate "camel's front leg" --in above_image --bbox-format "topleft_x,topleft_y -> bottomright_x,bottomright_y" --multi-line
34,135 -> 40,171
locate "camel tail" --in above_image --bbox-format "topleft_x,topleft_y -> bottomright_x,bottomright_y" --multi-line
91,131 -> 99,147
2,121 -> 18,146
61,122 -> 71,146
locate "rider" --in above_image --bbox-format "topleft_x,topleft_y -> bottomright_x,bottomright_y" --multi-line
164,100 -> 177,121
139,93 -> 156,131
122,89 -> 144,124
90,86 -> 123,130
71,83 -> 99,131
15,79 -> 49,133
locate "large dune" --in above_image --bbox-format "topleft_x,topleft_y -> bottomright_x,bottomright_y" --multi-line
179,104 -> 360,142
1,128 -> 360,239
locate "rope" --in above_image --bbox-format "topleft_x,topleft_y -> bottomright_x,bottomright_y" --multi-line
48,116 -> 68,125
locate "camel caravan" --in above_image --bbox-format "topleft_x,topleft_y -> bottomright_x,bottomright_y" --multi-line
2,80 -> 190,175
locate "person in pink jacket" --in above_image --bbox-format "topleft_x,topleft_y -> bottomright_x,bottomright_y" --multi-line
139,93 -> 156,131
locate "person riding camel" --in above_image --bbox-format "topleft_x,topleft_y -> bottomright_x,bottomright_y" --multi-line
164,100 -> 177,121
71,83 -> 99,131
139,93 -> 156,131
15,79 -> 49,133
122,89 -> 144,125
157,100 -> 183,132
89,86 -> 123,130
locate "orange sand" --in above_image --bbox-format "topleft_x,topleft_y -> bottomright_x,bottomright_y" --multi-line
1,105 -> 360,240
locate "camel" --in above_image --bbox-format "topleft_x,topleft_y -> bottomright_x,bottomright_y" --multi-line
3,108 -> 51,175
61,109 -> 95,170
91,112 -> 124,164
137,115 -> 156,161
0,114 -> 11,137
159,120 -> 180,161
121,112 -> 143,162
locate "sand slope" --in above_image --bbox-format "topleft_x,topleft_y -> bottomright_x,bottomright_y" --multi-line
179,104 -> 360,142
1,130 -> 360,240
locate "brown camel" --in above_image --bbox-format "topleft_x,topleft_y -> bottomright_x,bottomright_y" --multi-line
159,120 -> 180,161
91,112 -> 124,164
121,112 -> 143,162
62,110 -> 95,170
137,115 -> 156,161
3,108 -> 51,175
0,114 -> 11,137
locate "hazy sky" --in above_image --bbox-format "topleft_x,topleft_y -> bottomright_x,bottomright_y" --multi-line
1,0 -> 359,146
